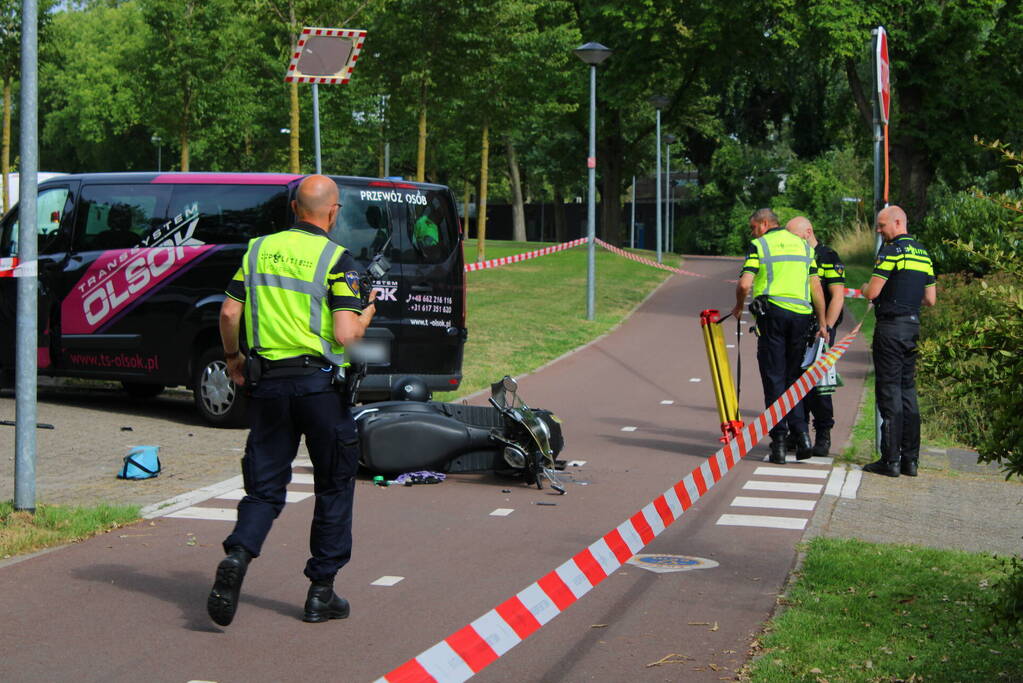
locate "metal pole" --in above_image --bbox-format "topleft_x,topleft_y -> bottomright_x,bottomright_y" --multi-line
654,109 -> 662,264
312,83 -> 322,174
157,145 -> 161,173
585,63 -> 597,321
665,143 -> 671,254
15,0 -> 39,512
384,141 -> 390,177
630,175 -> 636,249
871,28 -> 884,459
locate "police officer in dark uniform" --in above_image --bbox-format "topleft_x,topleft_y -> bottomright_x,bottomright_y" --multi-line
787,217 -> 846,457
207,174 -> 377,627
861,205 -> 937,477
731,209 -> 828,465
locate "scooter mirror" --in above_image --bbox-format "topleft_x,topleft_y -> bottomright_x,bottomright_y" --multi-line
502,376 -> 518,393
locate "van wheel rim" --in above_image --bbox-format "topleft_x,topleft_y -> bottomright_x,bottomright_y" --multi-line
201,360 -> 235,416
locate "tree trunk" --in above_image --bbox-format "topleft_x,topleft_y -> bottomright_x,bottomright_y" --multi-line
180,128 -> 190,172
476,121 -> 490,262
416,82 -> 427,182
290,81 -> 300,173
553,185 -> 567,243
598,112 -> 625,244
2,77 -> 10,214
462,181 -> 471,238
506,138 -> 526,241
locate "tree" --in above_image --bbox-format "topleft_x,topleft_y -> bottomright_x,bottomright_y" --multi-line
778,0 -> 1022,220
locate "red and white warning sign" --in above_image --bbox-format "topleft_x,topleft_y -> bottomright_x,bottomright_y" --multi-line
285,27 -> 367,85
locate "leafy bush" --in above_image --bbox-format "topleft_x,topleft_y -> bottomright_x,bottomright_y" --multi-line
917,142 -> 1023,632
918,183 -> 1021,275
776,146 -> 871,240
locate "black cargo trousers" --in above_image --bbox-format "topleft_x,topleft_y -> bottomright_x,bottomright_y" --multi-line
804,325 -> 838,431
223,366 -> 360,583
872,315 -> 921,465
755,303 -> 812,440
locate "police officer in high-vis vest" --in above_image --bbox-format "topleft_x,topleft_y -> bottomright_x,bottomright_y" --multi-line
207,174 -> 376,627
861,205 -> 936,478
786,216 -> 846,457
731,209 -> 827,464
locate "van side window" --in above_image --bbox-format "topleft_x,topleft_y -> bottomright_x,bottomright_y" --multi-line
0,187 -> 73,256
330,187 -> 392,261
167,184 -> 288,245
73,185 -> 170,251
402,191 -> 455,264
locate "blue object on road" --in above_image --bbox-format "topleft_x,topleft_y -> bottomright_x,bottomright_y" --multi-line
117,445 -> 161,480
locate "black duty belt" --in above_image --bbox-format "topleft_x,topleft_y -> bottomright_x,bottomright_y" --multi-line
262,355 -> 332,372
875,312 -> 919,321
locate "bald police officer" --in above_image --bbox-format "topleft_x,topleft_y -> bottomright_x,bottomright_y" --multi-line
786,217 -> 846,457
861,205 -> 937,477
207,174 -> 376,626
732,209 -> 827,464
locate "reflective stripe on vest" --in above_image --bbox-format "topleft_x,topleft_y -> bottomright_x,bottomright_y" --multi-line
243,234 -> 346,365
755,234 -> 812,310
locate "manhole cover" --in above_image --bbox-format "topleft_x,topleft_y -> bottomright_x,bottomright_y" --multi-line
626,554 -> 719,574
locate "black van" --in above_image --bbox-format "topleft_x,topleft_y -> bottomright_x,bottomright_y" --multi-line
0,172 -> 466,425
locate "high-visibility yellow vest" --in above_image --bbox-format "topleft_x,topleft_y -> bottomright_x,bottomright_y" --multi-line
750,228 -> 816,315
241,229 -> 346,363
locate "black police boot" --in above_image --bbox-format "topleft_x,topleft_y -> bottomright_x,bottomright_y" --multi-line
863,458 -> 900,477
794,431 -> 814,461
207,545 -> 252,627
303,580 -> 350,623
768,439 -> 786,465
812,429 -> 832,457
784,431 -> 798,453
900,458 -> 918,477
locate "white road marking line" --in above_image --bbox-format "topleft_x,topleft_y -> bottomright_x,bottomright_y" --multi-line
783,455 -> 834,465
716,514 -> 807,530
140,475 -> 243,519
731,496 -> 817,511
621,426 -> 638,432
726,344 -> 735,348
824,467 -> 847,496
743,480 -> 823,494
291,473 -> 315,485
165,507 -> 237,522
490,508 -> 514,517
217,489 -> 313,503
293,458 -> 313,468
753,466 -> 829,479
689,378 -> 702,382
660,400 -> 675,405
566,460 -> 587,467
371,576 -> 405,587
840,468 -> 863,499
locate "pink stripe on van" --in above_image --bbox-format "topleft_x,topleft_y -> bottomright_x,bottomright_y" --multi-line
152,173 -> 302,185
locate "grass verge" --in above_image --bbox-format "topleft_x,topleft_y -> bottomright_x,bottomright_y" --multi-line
750,537 -> 1022,682
443,239 -> 673,399
1,500 -> 140,560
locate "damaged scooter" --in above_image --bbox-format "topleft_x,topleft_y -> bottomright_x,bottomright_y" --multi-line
354,376 -> 567,493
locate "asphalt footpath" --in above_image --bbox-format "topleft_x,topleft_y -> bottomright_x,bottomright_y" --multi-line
1,255 -> 881,683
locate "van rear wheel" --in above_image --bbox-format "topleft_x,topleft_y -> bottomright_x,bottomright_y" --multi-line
193,348 -> 248,427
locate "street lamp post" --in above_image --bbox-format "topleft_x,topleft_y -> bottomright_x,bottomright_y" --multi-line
574,41 -> 612,321
151,135 -> 162,172
649,95 -> 670,264
663,133 -> 676,254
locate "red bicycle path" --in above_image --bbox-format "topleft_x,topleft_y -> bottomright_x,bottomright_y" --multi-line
0,254 -> 870,683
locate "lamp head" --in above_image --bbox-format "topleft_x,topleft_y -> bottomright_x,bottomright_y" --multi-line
649,95 -> 670,110
574,42 -> 612,66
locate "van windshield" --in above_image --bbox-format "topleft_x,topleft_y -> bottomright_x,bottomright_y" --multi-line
330,185 -> 391,262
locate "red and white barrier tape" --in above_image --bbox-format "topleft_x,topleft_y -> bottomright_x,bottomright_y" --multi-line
375,324 -> 862,683
464,238 -> 587,273
0,257 -> 35,278
464,238 -> 867,300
